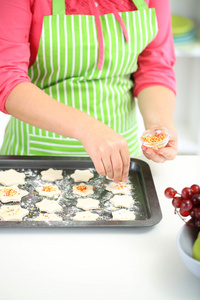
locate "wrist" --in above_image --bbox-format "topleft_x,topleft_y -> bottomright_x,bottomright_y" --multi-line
144,120 -> 175,131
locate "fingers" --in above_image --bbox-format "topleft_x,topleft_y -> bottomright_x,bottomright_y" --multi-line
101,155 -> 114,180
120,145 -> 130,182
109,140 -> 130,182
158,146 -> 177,160
142,144 -> 177,163
141,125 -> 178,163
142,147 -> 166,163
109,151 -> 124,183
92,142 -> 130,183
93,158 -> 106,177
80,120 -> 130,182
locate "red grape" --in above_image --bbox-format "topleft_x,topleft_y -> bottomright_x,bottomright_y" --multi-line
190,184 -> 200,194
180,209 -> 190,217
181,187 -> 193,199
164,187 -> 177,198
191,194 -> 200,206
172,197 -> 182,208
164,184 -> 200,227
190,208 -> 196,218
195,219 -> 200,226
195,208 -> 200,219
180,199 -> 193,211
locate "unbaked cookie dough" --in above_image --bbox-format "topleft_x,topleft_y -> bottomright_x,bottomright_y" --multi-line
70,169 -> 94,182
0,205 -> 29,221
72,211 -> 99,221
0,169 -> 25,186
73,183 -> 94,196
0,186 -> 29,203
110,195 -> 134,208
76,198 -> 99,210
34,213 -> 62,221
41,168 -> 63,181
36,199 -> 62,213
106,182 -> 131,194
112,209 -> 135,220
35,185 -> 61,197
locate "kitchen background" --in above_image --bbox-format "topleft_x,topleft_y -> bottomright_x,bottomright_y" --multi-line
0,0 -> 200,154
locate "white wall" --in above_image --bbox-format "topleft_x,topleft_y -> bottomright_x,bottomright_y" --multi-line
170,0 -> 200,154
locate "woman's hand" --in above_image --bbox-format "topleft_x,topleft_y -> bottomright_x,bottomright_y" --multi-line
141,126 -> 178,163
79,120 -> 130,183
5,83 -> 130,182
137,86 -> 177,163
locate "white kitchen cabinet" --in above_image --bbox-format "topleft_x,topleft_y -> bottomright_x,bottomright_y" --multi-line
170,0 -> 200,154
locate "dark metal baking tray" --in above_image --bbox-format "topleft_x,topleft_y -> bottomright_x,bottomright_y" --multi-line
0,155 -> 162,227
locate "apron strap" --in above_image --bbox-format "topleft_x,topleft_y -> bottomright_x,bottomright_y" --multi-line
52,0 -> 65,15
132,0 -> 148,10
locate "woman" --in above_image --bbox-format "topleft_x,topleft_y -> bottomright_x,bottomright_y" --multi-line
0,0 -> 177,182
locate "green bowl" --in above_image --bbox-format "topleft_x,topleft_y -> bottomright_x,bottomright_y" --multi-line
172,15 -> 195,36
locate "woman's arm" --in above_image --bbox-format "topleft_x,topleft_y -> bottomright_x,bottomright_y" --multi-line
6,82 -> 130,182
137,85 -> 177,162
134,0 -> 177,162
0,0 -> 32,114
133,0 -> 176,97
1,0 -> 130,182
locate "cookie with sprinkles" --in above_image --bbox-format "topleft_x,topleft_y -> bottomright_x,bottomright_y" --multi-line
0,186 -> 29,203
0,169 -> 25,186
73,183 -> 94,196
35,185 -> 61,197
0,205 -> 29,221
106,182 -> 131,195
41,168 -> 63,182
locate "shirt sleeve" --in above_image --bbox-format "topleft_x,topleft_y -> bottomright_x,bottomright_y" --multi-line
133,0 -> 176,97
0,0 -> 33,114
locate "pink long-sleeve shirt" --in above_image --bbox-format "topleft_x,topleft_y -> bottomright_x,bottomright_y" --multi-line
0,0 -> 176,114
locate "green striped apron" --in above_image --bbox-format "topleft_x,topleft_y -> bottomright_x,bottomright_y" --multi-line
1,0 -> 158,156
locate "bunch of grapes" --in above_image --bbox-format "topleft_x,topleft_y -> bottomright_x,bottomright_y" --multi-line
164,184 -> 200,227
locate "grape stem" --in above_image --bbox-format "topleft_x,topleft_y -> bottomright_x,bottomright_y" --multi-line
174,208 -> 200,227
174,208 -> 187,223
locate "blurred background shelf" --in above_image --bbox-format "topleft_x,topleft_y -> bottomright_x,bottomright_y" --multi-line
175,36 -> 200,57
175,122 -> 200,155
170,0 -> 200,155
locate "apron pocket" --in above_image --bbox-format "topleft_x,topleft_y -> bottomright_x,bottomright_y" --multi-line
28,134 -> 88,156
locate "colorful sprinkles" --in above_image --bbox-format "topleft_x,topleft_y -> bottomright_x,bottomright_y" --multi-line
0,167 -> 136,222
76,185 -> 87,192
141,133 -> 167,144
2,188 -> 18,197
42,185 -> 57,192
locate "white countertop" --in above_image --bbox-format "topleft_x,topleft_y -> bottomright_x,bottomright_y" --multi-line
0,155 -> 199,300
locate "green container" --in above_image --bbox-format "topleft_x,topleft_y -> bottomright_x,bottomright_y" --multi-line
171,15 -> 195,36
